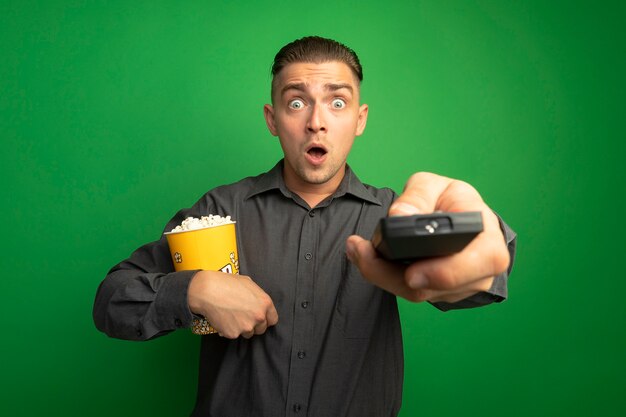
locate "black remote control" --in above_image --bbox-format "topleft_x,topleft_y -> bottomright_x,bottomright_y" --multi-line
372,211 -> 483,262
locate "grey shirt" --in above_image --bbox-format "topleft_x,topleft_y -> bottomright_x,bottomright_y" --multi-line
93,161 -> 516,417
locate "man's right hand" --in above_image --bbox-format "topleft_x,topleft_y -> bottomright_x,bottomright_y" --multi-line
187,271 -> 278,339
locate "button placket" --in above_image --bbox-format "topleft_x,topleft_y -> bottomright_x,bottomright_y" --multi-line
285,209 -> 319,416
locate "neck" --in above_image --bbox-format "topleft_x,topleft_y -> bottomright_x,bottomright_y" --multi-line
283,164 -> 346,208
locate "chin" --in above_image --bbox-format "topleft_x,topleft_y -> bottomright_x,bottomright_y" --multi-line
307,176 -> 332,185
301,173 -> 330,185
296,168 -> 332,184
297,168 -> 333,185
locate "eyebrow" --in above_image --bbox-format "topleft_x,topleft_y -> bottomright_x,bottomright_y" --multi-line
280,82 -> 354,97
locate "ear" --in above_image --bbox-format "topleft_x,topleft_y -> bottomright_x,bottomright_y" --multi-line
264,104 -> 278,136
355,103 -> 369,136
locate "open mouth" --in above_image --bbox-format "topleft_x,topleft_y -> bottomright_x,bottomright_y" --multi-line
305,144 -> 328,166
307,146 -> 327,158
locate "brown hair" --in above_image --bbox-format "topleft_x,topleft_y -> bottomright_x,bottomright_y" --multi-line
271,36 -> 363,97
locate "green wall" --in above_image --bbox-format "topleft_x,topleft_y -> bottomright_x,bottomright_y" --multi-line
2,1 -> 624,416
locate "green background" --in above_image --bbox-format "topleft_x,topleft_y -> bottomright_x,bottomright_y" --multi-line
2,1 -> 624,416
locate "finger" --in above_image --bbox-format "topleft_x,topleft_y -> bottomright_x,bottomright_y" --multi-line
346,235 -> 419,301
241,330 -> 255,339
434,180 -> 486,212
221,330 -> 239,340
266,303 -> 279,327
253,320 -> 269,335
389,173 -> 489,216
403,228 -> 509,291
247,280 -> 278,327
388,172 -> 453,216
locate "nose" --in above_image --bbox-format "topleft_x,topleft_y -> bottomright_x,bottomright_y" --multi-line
306,103 -> 326,133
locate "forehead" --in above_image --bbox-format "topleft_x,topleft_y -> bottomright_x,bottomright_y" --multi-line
273,61 -> 360,95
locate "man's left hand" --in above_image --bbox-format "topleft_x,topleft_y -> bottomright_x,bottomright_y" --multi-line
346,172 -> 510,303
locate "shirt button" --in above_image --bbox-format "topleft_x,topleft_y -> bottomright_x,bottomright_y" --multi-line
175,318 -> 182,327
308,210 -> 315,217
136,329 -> 142,337
297,351 -> 306,359
301,301 -> 309,309
305,253 -> 312,260
293,403 -> 302,413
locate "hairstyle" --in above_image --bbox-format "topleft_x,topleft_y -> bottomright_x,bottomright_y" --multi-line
271,36 -> 363,98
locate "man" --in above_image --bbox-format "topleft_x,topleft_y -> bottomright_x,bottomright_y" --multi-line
94,36 -> 516,417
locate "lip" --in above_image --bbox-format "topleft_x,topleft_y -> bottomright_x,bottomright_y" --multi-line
304,143 -> 328,166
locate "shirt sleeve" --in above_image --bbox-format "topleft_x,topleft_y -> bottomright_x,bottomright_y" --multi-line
93,206 -> 208,341
430,212 -> 517,312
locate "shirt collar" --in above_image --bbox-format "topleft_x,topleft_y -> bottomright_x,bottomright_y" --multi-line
244,159 -> 382,206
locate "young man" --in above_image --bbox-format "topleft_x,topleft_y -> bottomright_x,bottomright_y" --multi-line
94,36 -> 516,417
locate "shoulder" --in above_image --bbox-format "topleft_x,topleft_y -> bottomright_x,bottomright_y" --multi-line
351,173 -> 398,209
344,165 -> 397,208
362,183 -> 398,205
195,172 -> 268,210
163,172 -> 268,233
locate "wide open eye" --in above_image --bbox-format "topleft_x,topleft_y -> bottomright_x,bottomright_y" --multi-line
331,98 -> 346,109
288,99 -> 304,110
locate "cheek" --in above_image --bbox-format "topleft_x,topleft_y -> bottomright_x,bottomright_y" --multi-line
334,116 -> 360,136
276,113 -> 305,134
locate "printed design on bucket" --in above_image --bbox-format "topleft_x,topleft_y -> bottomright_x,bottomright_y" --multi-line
174,252 -> 182,263
230,252 -> 239,274
219,252 -> 240,275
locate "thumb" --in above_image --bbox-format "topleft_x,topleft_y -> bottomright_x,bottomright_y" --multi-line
346,235 -> 375,267
346,235 -> 414,298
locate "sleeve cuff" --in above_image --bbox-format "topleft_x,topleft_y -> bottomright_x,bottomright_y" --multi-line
431,210 -> 516,312
154,269 -> 200,330
430,277 -> 506,312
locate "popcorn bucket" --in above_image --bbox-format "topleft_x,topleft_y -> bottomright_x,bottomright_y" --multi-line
165,222 -> 239,335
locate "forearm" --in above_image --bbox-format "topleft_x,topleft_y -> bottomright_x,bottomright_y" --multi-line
93,239 -> 197,341
431,212 -> 517,311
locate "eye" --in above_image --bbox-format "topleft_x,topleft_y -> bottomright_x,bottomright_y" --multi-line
331,98 -> 346,109
288,99 -> 304,110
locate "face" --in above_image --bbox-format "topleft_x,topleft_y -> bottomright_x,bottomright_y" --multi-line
264,61 -> 368,194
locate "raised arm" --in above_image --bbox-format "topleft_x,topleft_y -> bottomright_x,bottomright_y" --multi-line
346,172 -> 516,308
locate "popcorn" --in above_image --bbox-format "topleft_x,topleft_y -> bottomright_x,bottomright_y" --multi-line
170,215 -> 235,233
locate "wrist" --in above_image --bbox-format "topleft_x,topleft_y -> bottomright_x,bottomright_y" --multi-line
188,270 -> 211,315
187,271 -> 224,336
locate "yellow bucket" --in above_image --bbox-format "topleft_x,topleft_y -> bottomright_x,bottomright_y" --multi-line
165,222 -> 239,335
165,222 -> 238,274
